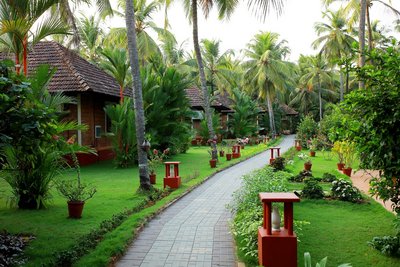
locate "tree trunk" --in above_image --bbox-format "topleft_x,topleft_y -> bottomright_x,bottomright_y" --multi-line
318,77 -> 323,121
266,89 -> 276,137
125,0 -> 151,190
366,4 -> 373,53
15,54 -> 20,75
339,70 -> 344,102
192,0 -> 217,159
358,0 -> 367,89
119,84 -> 124,104
23,35 -> 28,76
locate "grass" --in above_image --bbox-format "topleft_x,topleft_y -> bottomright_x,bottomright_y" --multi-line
287,149 -> 399,267
0,140 -> 278,266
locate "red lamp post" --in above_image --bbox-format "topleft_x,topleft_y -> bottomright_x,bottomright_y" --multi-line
269,147 -> 281,164
232,144 -> 241,159
163,161 -> 181,189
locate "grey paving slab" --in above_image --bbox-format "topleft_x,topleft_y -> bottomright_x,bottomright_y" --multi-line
117,135 -> 295,267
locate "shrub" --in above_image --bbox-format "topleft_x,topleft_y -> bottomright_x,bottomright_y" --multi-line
0,232 -> 35,266
368,236 -> 400,257
331,179 -> 362,202
301,179 -> 324,199
321,173 -> 337,182
296,115 -> 318,148
270,157 -> 286,171
289,170 -> 313,182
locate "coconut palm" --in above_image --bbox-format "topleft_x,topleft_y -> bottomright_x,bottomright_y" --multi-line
299,54 -> 335,120
201,39 -> 235,95
54,0 -> 112,45
125,0 -> 151,190
243,31 -> 292,137
104,0 -> 163,63
312,8 -> 356,101
100,47 -> 131,103
78,15 -> 104,63
0,0 -> 69,75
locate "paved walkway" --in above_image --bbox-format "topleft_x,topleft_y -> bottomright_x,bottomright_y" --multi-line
117,135 -> 295,267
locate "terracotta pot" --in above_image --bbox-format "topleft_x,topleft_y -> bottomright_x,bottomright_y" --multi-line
310,151 -> 316,157
241,145 -> 245,149
150,173 -> 156,184
209,159 -> 217,168
67,201 -> 85,219
304,163 -> 312,171
191,139 -> 197,145
342,167 -> 352,177
219,151 -> 225,157
337,163 -> 345,171
296,146 -> 302,151
226,153 -> 232,161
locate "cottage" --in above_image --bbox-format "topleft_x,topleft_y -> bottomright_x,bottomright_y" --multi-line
1,41 -> 121,165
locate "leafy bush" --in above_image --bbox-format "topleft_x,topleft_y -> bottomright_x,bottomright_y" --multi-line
331,179 -> 362,202
0,232 -> 35,266
229,167 -> 289,262
321,173 -> 337,182
368,236 -> 400,257
296,115 -> 318,148
301,179 -> 324,199
290,170 -> 313,182
270,157 -> 286,171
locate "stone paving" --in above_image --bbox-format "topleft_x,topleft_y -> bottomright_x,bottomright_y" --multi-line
117,135 -> 295,267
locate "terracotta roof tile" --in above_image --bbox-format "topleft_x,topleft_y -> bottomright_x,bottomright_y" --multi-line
185,87 -> 233,111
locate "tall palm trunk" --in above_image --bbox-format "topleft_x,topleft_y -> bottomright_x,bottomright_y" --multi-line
366,3 -> 373,53
15,54 -> 20,75
318,76 -> 323,121
125,0 -> 150,190
266,89 -> 276,137
191,0 -> 217,159
358,0 -> 367,89
119,84 -> 124,104
339,70 -> 344,102
23,35 -> 28,75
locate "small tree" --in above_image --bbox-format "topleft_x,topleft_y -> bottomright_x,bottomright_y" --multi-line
296,115 -> 318,148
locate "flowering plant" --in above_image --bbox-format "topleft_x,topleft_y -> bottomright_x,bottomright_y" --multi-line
307,138 -> 318,152
148,148 -> 169,174
298,153 -> 312,164
237,137 -> 249,145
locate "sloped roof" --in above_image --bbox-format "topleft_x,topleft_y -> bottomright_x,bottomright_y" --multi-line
280,104 -> 299,116
185,87 -> 233,112
0,41 -> 120,97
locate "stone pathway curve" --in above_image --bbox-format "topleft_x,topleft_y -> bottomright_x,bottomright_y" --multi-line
117,135 -> 295,267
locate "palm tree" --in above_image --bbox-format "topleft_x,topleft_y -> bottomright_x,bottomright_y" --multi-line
100,47 -> 131,103
104,0 -> 163,63
0,0 -> 69,75
54,0 -> 112,45
78,15 -> 104,63
201,39 -> 235,95
300,54 -> 334,120
312,8 -> 356,101
125,0 -> 151,190
243,31 -> 292,137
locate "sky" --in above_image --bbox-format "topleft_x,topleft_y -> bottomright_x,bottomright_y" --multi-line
93,0 -> 400,62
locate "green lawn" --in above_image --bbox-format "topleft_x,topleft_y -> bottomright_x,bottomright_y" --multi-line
0,141 -> 276,266
285,149 -> 399,267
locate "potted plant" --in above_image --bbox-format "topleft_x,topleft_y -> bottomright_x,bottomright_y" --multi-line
332,141 -> 345,170
226,147 -> 232,161
148,148 -> 168,184
342,141 -> 356,177
308,138 -> 318,157
56,137 -> 96,219
299,153 -> 312,171
208,150 -> 217,168
218,141 -> 226,157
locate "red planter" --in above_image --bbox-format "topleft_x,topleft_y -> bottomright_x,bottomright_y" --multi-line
342,167 -> 352,177
310,151 -> 316,157
304,163 -> 312,171
209,159 -> 217,168
150,173 -> 156,184
191,139 -> 197,145
337,163 -> 345,171
67,201 -> 85,219
226,153 -> 232,161
219,151 -> 225,157
296,146 -> 302,151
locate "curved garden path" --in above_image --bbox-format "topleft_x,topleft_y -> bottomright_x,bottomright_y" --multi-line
117,135 -> 295,267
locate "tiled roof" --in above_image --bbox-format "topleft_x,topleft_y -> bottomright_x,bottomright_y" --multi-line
185,87 -> 233,111
280,104 -> 299,115
0,41 -> 121,97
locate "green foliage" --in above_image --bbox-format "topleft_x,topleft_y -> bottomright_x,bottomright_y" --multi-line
228,88 -> 259,137
230,166 -> 289,262
0,64 -> 80,209
142,63 -> 193,154
296,115 -> 318,147
270,156 -> 286,171
302,179 -> 324,199
198,111 -> 220,141
331,179 -> 362,203
0,232 -> 35,267
304,252 -> 352,267
321,173 -> 337,182
259,102 -> 285,135
290,170 -> 313,182
56,180 -> 96,202
369,236 -> 400,257
104,98 -> 137,168
342,45 -> 400,213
